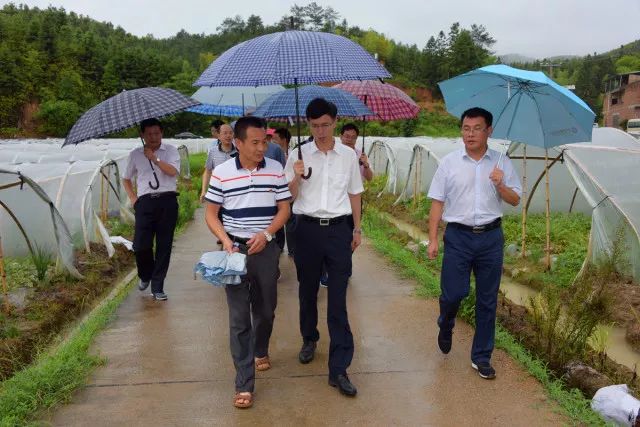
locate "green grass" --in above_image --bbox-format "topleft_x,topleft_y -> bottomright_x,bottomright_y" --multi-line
502,212 -> 591,289
0,277 -> 134,426
0,153 -> 207,424
362,208 -> 605,426
4,258 -> 38,290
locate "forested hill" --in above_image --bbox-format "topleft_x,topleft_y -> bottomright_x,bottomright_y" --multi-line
1,3 -> 638,137
0,3 -> 496,137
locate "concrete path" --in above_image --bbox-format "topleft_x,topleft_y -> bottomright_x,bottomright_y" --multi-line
47,209 -> 566,426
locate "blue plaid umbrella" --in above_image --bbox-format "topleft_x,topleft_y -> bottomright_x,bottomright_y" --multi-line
64,87 -> 199,188
254,86 -> 373,119
64,87 -> 200,146
186,104 -> 244,116
194,31 -> 390,87
194,30 -> 390,179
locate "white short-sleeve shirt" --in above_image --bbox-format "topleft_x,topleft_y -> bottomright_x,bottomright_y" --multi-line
284,139 -> 364,218
123,143 -> 180,197
427,148 -> 522,227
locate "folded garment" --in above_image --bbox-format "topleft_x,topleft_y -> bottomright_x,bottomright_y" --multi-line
194,251 -> 247,287
109,236 -> 133,251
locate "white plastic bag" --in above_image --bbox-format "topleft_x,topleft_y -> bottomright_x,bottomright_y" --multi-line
591,384 -> 640,426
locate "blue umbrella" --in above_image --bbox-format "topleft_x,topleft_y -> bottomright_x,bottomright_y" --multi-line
438,64 -> 595,149
439,65 -> 596,269
194,30 -> 390,87
187,85 -> 285,116
64,87 -> 199,189
64,87 -> 200,146
194,30 -> 391,179
254,85 -> 373,119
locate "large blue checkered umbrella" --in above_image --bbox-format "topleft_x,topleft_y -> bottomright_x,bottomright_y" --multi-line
64,87 -> 200,188
194,30 -> 391,179
254,85 -> 373,119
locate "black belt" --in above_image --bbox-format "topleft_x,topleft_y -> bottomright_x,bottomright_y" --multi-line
448,218 -> 501,234
228,234 -> 250,245
300,214 -> 348,226
141,191 -> 178,199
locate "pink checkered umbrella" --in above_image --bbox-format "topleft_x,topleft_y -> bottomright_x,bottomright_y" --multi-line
333,80 -> 420,149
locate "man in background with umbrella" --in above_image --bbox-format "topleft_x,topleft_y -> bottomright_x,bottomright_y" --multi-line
426,107 -> 521,379
123,118 -> 181,301
285,98 -> 363,397
340,123 -> 373,182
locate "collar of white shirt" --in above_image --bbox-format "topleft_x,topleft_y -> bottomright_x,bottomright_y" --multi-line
461,147 -> 494,162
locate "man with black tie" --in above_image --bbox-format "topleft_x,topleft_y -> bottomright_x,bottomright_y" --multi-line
284,98 -> 363,397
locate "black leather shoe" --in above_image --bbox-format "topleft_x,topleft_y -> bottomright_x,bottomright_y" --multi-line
472,362 -> 496,379
329,374 -> 357,396
298,341 -> 316,364
438,329 -> 452,354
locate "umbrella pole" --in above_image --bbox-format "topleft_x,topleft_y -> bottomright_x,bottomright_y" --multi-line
362,94 -> 368,153
294,78 -> 312,179
0,235 -> 9,314
521,145 -> 527,258
544,148 -> 551,271
295,80 -> 301,148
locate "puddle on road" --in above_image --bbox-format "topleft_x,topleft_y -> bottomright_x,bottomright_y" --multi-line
383,212 -> 640,372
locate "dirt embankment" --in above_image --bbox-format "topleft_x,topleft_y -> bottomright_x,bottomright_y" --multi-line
0,244 -> 134,380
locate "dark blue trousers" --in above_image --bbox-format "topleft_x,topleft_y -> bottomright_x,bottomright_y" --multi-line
438,224 -> 503,364
294,218 -> 353,377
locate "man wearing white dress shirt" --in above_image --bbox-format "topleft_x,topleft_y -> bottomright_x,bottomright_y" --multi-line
285,98 -> 363,397
427,107 -> 521,379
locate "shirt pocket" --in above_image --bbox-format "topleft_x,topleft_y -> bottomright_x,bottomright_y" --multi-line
332,173 -> 349,192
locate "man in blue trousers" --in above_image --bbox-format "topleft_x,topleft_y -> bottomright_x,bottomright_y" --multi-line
426,107 -> 521,379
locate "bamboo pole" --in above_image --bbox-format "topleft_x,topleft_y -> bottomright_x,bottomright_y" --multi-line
544,148 -> 551,271
0,235 -> 9,314
100,170 -> 106,222
521,145 -> 528,258
412,149 -> 419,206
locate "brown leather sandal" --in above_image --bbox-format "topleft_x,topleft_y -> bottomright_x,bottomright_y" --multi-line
255,356 -> 271,371
233,391 -> 253,409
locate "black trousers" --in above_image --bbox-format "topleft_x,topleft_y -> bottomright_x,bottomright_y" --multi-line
133,193 -> 178,293
294,218 -> 353,377
225,241 -> 280,392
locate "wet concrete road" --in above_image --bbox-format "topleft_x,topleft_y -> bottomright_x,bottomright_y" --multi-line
47,209 -> 566,426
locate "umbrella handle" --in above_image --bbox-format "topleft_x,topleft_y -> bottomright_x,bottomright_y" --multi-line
148,159 -> 160,189
141,137 -> 161,189
302,168 -> 312,179
296,145 -> 313,179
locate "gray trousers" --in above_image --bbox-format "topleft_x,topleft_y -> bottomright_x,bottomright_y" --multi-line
225,240 -> 280,393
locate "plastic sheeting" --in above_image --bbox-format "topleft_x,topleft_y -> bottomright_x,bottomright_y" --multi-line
366,127 -> 640,281
0,169 -> 82,278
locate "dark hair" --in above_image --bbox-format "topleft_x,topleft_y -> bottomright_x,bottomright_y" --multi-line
211,119 -> 225,131
306,97 -> 337,120
340,123 -> 359,136
275,127 -> 291,142
460,107 -> 493,127
234,116 -> 266,141
140,118 -> 162,133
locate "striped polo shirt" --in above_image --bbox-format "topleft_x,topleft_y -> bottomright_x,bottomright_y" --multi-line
205,156 -> 292,239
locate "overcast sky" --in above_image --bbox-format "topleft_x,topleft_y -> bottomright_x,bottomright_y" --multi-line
5,0 -> 640,59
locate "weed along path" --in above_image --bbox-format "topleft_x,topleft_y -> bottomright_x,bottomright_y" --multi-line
46,208 -> 566,426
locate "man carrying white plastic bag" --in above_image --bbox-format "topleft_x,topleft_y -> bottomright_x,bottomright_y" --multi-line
203,116 -> 291,409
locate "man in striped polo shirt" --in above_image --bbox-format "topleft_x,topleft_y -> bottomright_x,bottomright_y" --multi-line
204,116 -> 291,409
